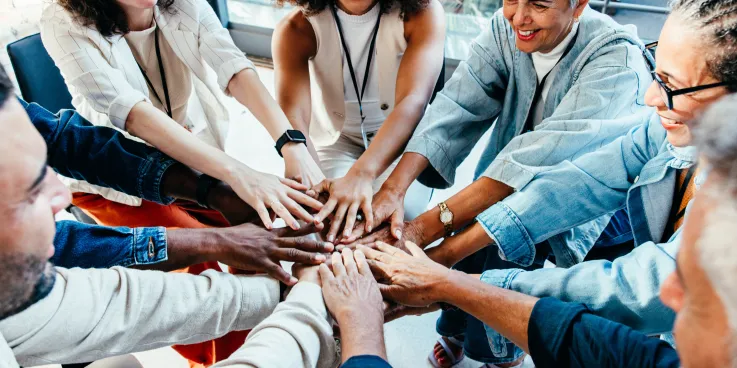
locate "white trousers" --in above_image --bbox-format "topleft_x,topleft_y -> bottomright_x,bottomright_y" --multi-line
316,132 -> 433,220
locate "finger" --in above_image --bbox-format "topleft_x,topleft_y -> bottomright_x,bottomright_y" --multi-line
353,249 -> 372,277
331,252 -> 346,277
279,236 -> 335,253
314,198 -> 338,225
404,241 -> 427,258
275,248 -> 327,264
310,179 -> 331,196
289,175 -> 304,185
318,263 -> 335,283
276,223 -> 318,238
377,283 -> 399,300
342,248 -> 358,275
255,202 -> 273,230
357,244 -> 394,264
265,261 -> 297,286
375,241 -> 403,257
342,202 -> 360,239
343,222 -> 367,243
280,196 -> 315,225
288,189 -> 324,212
365,259 -> 391,280
271,200 -> 300,230
280,177 -> 308,191
390,209 -> 405,240
362,198 -> 374,234
327,203 -> 348,243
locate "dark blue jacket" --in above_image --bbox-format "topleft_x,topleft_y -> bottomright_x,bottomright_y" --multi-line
21,98 -> 172,268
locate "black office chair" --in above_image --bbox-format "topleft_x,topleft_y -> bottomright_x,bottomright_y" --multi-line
6,33 -> 74,113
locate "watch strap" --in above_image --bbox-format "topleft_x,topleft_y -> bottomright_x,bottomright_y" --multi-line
275,129 -> 307,157
196,174 -> 219,208
438,202 -> 454,238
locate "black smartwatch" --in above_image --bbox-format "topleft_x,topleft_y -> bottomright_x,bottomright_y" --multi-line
196,174 -> 220,208
275,129 -> 307,157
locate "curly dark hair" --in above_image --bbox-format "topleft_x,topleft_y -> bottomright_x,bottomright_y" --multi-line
277,0 -> 429,19
57,0 -> 177,37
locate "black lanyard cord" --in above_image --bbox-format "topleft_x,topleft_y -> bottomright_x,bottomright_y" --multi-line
136,25 -> 173,119
331,5 -> 381,125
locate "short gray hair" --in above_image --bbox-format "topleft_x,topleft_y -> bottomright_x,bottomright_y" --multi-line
693,93 -> 737,366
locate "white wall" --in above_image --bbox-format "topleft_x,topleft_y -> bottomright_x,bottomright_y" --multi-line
0,0 -> 44,91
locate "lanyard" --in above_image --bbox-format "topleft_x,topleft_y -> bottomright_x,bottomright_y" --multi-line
136,25 -> 173,119
523,29 -> 579,133
331,5 -> 381,149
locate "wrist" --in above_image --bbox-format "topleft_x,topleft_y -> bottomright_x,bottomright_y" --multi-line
347,164 -> 379,181
404,220 -> 427,247
166,228 -> 216,265
434,270 -> 465,304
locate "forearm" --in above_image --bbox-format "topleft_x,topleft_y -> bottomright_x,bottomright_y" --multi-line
427,223 -> 494,267
352,95 -> 429,179
337,312 -> 387,363
439,271 -> 537,353
125,102 -> 245,183
229,69 -> 293,140
4,267 -> 278,366
410,177 -> 512,247
379,152 -> 430,196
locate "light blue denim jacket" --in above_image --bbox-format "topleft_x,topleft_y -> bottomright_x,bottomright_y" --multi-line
405,6 -> 652,266
479,110 -> 700,358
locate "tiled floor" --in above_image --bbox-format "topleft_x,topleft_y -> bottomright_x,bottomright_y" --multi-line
34,66 -> 497,368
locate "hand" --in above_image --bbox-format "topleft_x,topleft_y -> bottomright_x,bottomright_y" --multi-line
312,169 -> 376,243
213,223 -> 334,285
227,165 -> 324,230
319,249 -> 384,324
343,186 -> 406,243
344,221 -> 423,253
359,241 -> 451,307
207,181 -> 271,226
292,263 -> 321,285
384,302 -> 441,323
282,143 -> 326,190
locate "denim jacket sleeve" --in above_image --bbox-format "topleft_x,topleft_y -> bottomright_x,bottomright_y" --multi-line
21,98 -> 176,205
477,112 -> 665,264
53,221 -> 168,268
482,238 -> 678,335
481,48 -> 648,191
403,12 -> 510,189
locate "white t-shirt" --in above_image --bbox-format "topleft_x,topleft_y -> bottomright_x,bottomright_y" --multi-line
335,4 -> 385,136
529,22 -> 580,128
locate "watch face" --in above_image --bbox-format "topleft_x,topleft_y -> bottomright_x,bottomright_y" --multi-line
440,211 -> 453,223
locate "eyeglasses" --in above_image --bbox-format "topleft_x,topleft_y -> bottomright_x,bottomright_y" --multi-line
642,42 -> 732,110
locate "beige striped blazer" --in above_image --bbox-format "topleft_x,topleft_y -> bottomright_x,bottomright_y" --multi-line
40,0 -> 255,206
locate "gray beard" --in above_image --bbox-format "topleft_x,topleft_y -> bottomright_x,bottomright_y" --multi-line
0,255 -> 56,321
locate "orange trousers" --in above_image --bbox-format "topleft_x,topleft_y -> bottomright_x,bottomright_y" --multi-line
72,193 -> 250,368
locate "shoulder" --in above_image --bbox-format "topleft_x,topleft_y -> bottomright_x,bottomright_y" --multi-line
41,2 -> 79,30
274,9 -> 317,59
403,0 -> 445,38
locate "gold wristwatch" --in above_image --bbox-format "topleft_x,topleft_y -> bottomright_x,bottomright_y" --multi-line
438,201 -> 454,238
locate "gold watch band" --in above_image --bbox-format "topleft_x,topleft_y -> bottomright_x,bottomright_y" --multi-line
438,202 -> 454,238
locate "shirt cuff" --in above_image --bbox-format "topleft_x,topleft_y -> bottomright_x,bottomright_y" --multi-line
131,226 -> 168,265
528,298 -> 589,368
285,282 -> 327,317
108,92 -> 148,130
404,135 -> 456,189
480,268 -> 524,290
137,151 -> 177,205
235,275 -> 281,330
481,158 -> 536,191
476,202 -> 536,266
218,57 -> 257,96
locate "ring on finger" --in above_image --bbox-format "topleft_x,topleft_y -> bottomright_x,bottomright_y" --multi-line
356,213 -> 364,222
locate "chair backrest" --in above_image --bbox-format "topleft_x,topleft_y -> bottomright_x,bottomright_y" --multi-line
7,33 -> 73,113
208,0 -> 230,28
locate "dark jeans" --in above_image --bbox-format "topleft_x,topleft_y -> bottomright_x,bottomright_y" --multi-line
436,241 -> 551,364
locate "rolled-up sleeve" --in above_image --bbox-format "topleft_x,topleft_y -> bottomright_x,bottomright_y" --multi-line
403,12 -> 510,189
196,0 -> 255,95
475,113 -> 663,265
40,4 -> 149,129
53,221 -> 168,268
23,99 -> 176,205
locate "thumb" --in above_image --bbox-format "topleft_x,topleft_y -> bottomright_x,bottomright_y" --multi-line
311,179 -> 331,196
390,210 -> 404,240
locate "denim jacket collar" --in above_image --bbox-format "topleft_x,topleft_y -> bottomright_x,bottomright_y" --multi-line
666,144 -> 698,169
